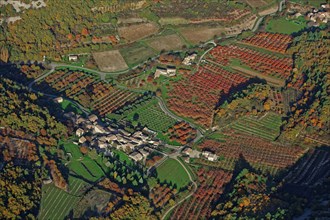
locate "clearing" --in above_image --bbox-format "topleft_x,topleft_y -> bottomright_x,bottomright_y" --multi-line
93,50 -> 128,72
118,22 -> 159,42
146,34 -> 186,51
155,158 -> 190,190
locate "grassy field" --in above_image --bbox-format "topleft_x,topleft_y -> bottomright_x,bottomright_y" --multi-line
230,112 -> 283,141
119,42 -> 157,67
38,176 -> 89,220
155,158 -> 190,190
61,141 -> 83,159
266,17 -> 307,34
62,141 -> 105,182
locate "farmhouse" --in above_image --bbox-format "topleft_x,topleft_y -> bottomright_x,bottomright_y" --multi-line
182,147 -> 200,158
68,55 -> 78,62
202,150 -> 218,161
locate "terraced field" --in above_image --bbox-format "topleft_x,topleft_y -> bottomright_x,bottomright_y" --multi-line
38,176 -> 89,220
230,112 -> 283,141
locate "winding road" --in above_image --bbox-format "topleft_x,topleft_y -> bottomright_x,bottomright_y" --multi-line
161,157 -> 197,220
28,67 -> 90,115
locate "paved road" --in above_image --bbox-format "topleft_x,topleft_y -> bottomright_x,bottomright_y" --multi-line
156,96 -> 205,142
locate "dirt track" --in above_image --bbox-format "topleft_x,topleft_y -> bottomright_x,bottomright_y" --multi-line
231,66 -> 285,87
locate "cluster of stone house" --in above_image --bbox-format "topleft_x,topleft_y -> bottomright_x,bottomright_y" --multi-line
182,147 -> 218,162
154,66 -> 176,79
63,112 -> 161,162
289,3 -> 329,27
306,5 -> 329,26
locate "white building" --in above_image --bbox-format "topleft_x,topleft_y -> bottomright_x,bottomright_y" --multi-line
53,97 -> 63,103
68,55 -> 78,62
182,53 -> 197,65
202,150 -> 218,161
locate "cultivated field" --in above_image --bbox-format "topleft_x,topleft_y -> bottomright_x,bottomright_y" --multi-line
155,158 -> 190,189
284,148 -> 330,188
230,112 -> 283,141
38,69 -> 141,115
167,65 -> 248,127
72,189 -> 114,218
146,34 -> 185,51
93,50 -> 128,72
118,22 -> 159,42
197,133 -> 305,174
93,88 -> 141,116
171,169 -> 232,220
38,176 -> 89,220
208,44 -> 293,81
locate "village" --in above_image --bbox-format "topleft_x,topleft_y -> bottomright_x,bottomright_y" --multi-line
62,111 -> 163,163
60,103 -> 218,165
